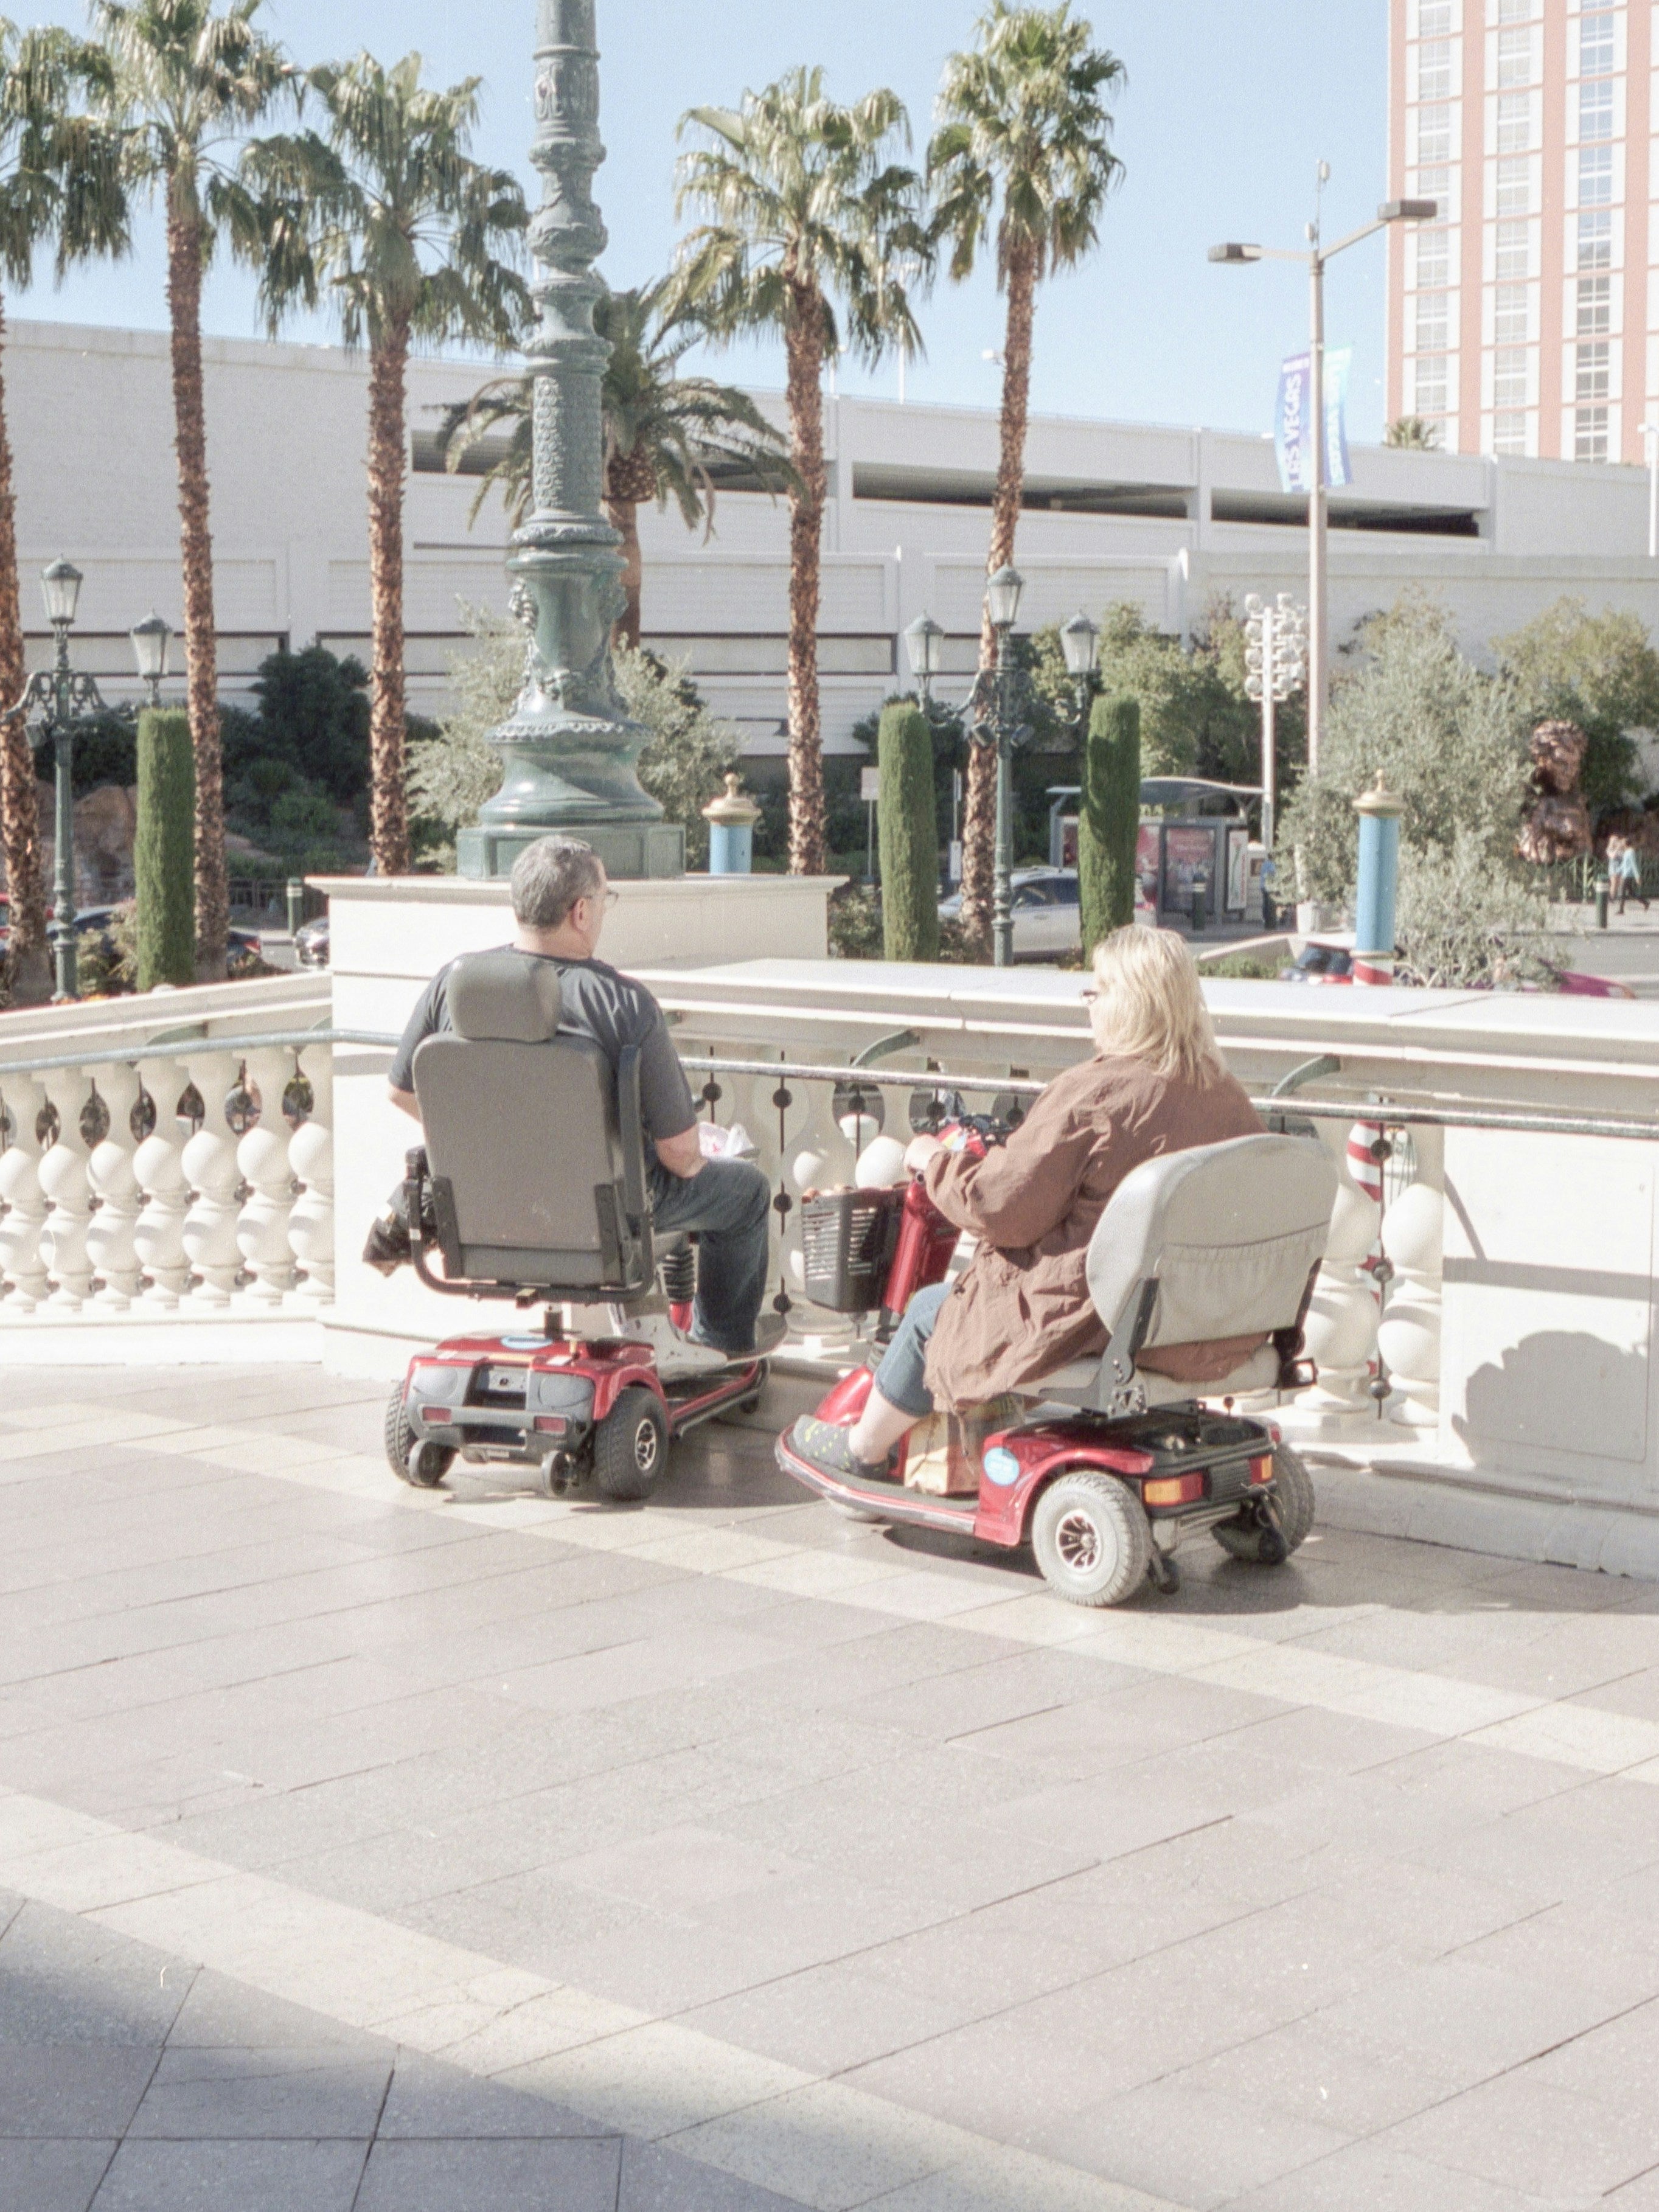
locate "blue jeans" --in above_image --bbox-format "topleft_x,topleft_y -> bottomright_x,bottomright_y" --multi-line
649,1157 -> 771,1355
872,1280 -> 951,1417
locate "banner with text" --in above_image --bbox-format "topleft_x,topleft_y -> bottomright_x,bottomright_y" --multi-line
1275,345 -> 1354,493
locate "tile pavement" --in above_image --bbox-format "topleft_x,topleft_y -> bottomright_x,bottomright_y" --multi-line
0,1364 -> 1657,2205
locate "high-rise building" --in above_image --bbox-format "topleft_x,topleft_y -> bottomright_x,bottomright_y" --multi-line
1387,0 -> 1652,464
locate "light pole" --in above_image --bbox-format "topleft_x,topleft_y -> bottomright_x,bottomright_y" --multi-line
1060,610 -> 1100,727
1209,195 -> 1438,773
903,569 -> 1029,968
1243,591 -> 1307,854
1642,422 -> 1659,560
7,560 -> 172,1000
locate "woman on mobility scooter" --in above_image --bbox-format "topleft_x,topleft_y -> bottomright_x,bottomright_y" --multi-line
782,926 -> 1330,1601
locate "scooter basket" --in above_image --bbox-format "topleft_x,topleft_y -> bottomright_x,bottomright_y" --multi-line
800,1188 -> 905,1313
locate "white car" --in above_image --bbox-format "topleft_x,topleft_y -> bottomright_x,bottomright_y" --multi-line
938,868 -> 1155,961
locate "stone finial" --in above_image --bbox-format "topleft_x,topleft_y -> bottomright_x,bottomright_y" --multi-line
702,773 -> 761,827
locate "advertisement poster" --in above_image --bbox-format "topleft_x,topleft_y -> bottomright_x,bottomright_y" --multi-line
1226,827 -> 1249,913
1136,823 -> 1160,905
1164,826 -> 1214,912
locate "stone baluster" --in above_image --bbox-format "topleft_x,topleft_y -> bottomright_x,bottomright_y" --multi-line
234,1048 -> 297,1306
35,1068 -> 96,1311
83,1063 -> 144,1309
131,1057 -> 192,1309
1296,1122 -> 1382,1425
179,1051 -> 244,1308
0,1076 -> 50,1312
1378,1122 -> 1444,1430
286,1048 -> 335,1306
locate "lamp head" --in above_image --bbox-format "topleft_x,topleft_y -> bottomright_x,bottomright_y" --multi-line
130,611 -> 171,686
41,557 -> 82,630
1208,242 -> 1262,264
1060,611 -> 1099,679
1379,198 -> 1438,222
985,565 -> 1024,633
903,612 -> 945,683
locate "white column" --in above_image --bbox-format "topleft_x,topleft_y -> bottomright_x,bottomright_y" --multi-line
0,1076 -> 50,1312
1379,1123 -> 1444,1430
83,1062 -> 144,1309
234,1047 -> 297,1306
179,1051 -> 244,1308
286,1047 -> 335,1307
35,1068 -> 96,1310
1294,1124 -> 1382,1425
131,1057 -> 192,1309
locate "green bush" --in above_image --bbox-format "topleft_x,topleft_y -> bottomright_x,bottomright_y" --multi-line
251,644 -> 371,801
134,709 -> 195,989
877,703 -> 939,961
1079,693 -> 1141,955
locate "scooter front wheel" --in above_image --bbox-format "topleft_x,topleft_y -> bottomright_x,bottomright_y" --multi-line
384,1383 -> 453,1489
594,1386 -> 669,1503
1031,1472 -> 1151,1607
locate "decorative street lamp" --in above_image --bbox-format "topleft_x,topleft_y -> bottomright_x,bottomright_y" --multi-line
7,560 -> 173,1000
902,613 -> 945,704
1060,610 -> 1099,718
1208,192 -> 1438,771
1242,591 -> 1306,854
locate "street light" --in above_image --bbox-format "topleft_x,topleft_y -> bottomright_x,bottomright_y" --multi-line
903,613 -> 945,703
1641,423 -> 1659,561
1060,610 -> 1100,683
1209,192 -> 1439,772
7,560 -> 170,999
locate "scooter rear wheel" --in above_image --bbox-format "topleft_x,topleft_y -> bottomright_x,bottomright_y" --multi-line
1212,1444 -> 1315,1563
1031,1472 -> 1151,1607
384,1383 -> 454,1488
594,1386 -> 669,1502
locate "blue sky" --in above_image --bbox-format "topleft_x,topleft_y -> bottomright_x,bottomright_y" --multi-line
16,0 -> 1392,440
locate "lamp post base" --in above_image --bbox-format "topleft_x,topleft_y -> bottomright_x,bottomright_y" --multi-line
456,820 -> 686,882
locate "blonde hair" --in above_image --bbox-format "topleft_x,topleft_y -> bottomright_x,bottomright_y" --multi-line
1090,927 -> 1225,1085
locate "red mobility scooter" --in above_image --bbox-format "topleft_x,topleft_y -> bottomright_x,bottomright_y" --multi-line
383,952 -> 768,1502
776,1108 -> 1337,1606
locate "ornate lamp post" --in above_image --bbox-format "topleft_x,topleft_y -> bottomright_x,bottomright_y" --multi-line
903,614 -> 944,707
1060,610 -> 1099,723
8,559 -> 172,1000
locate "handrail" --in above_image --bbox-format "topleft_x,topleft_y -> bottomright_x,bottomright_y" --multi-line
0,1032 -> 1654,1146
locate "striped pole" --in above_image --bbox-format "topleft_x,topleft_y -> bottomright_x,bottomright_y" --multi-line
1350,772 -> 1405,1240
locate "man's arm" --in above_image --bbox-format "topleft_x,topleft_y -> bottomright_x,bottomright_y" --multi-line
389,1085 -> 421,1122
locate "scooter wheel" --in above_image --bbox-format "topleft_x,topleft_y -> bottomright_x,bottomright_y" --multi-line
1031,1472 -> 1151,1608
1212,1444 -> 1315,1564
405,1440 -> 453,1490
386,1383 -> 453,1489
593,1386 -> 669,1502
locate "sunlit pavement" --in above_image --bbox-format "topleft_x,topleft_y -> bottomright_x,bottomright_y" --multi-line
4,1367 -> 1659,2209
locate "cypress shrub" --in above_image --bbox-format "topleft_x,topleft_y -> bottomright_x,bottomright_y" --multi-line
1079,691 -> 1141,956
877,701 -> 940,961
136,708 -> 195,990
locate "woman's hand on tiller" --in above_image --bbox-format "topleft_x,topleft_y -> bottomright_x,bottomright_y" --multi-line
904,1133 -> 945,1176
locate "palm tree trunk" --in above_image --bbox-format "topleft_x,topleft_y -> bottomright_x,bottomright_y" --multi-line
603,445 -> 654,649
165,201 -> 227,981
783,283 -> 826,877
960,240 -> 1038,955
366,317 -> 411,875
0,287 -> 47,1004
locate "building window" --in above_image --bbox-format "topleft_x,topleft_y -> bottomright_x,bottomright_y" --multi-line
1579,208 -> 1613,268
1417,37 -> 1452,102
1496,93 -> 1531,154
1580,145 -> 1613,205
1579,78 -> 1614,142
1495,220 -> 1530,279
1414,227 -> 1451,287
1576,340 -> 1610,402
1414,356 -> 1449,413
1413,162 -> 1452,210
1417,103 -> 1452,164
1493,410 -> 1528,455
1496,0 -> 1531,18
1415,293 -> 1450,351
1577,274 -> 1611,336
1494,347 -> 1530,406
1495,157 -> 1529,217
1494,284 -> 1529,344
1575,405 -> 1610,461
1497,26 -> 1532,88
1580,10 -> 1616,77
1419,0 -> 1452,28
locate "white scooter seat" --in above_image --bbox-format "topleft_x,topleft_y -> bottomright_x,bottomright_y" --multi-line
1030,1341 -> 1283,1409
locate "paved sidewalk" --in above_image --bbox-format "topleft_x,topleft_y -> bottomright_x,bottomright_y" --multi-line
4,1366 -> 1659,2208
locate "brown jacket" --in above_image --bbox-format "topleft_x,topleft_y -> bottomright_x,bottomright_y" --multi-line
920,1052 -> 1264,1410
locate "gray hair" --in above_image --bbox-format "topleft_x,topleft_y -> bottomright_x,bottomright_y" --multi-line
509,836 -> 605,930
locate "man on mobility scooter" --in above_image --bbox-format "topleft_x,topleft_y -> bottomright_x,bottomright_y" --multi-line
376,835 -> 781,1500
779,928 -> 1338,1604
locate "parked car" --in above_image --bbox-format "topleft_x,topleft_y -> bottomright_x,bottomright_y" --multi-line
1281,934 -> 1355,985
937,868 -> 1153,961
294,914 -> 329,969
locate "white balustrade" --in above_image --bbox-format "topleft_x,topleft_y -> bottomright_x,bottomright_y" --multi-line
178,1051 -> 245,1309
234,1047 -> 297,1307
131,1056 -> 193,1309
1293,1124 -> 1383,1425
1378,1124 -> 1444,1430
35,1068 -> 95,1310
287,1046 -> 335,1308
84,1063 -> 144,1309
0,1074 -> 50,1310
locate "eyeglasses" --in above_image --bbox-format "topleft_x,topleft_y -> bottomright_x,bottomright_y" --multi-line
1079,985 -> 1099,1002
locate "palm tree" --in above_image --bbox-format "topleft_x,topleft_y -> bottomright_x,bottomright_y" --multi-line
433,277 -> 796,647
675,69 -> 928,875
931,3 -> 1124,951
0,26 -> 127,1001
1385,414 -> 1441,451
95,0 -> 293,980
247,53 -> 527,875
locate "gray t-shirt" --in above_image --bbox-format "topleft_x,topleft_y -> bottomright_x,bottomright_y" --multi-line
389,947 -> 695,1145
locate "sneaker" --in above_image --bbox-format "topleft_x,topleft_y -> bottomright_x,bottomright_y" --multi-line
788,1416 -> 889,1484
361,1209 -> 412,1277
